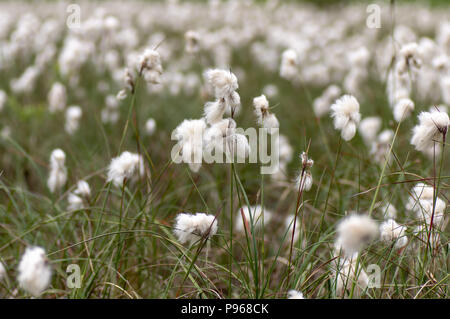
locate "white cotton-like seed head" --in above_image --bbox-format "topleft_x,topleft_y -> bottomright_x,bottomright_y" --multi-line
280,49 -> 298,80
48,82 -> 66,113
204,99 -> 226,125
235,205 -> 272,233
359,117 -> 382,145
107,151 -> 144,187
406,182 -> 434,211
336,214 -> 378,256
380,219 -> 408,249
295,171 -> 313,192
204,69 -> 238,99
348,47 -> 370,68
415,197 -> 446,227
174,119 -> 206,171
410,111 -> 449,153
18,246 -> 52,297
116,89 -> 127,100
370,129 -> 394,165
313,96 -> 330,118
287,290 -> 305,299
263,113 -> 279,130
65,106 -> 82,135
253,94 -> 269,111
334,257 -> 369,297
323,84 -> 342,101
139,49 -> 162,73
50,149 -> 66,169
278,134 -> 293,164
227,133 -> 250,162
393,98 -> 414,122
145,118 -> 156,136
331,95 -> 361,141
380,203 -> 397,219
173,212 -> 218,245
74,180 -> 91,198
0,260 -> 5,280
0,90 -> 7,111
185,30 -> 201,53
68,193 -> 84,211
263,84 -> 279,98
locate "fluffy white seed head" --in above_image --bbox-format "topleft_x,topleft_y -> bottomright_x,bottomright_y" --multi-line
204,99 -> 226,125
379,219 -> 408,249
185,30 -> 201,53
17,246 -> 52,297
107,151 -> 144,187
330,95 -> 361,141
48,82 -> 66,113
65,105 -> 82,135
145,118 -> 157,136
205,69 -> 238,99
287,290 -> 305,299
411,111 -> 449,153
393,98 -> 414,122
173,212 -> 218,245
359,116 -> 382,145
335,214 -> 378,256
47,149 -> 67,193
280,49 -> 298,80
235,205 -> 272,233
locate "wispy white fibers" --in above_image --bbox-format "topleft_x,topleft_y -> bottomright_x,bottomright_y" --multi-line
138,48 -> 163,84
65,105 -> 82,135
0,260 -> 5,280
379,219 -> 408,249
287,290 -> 305,299
67,180 -> 91,211
145,118 -> 157,136
253,94 -> 279,131
410,110 -> 449,154
47,149 -> 67,193
335,214 -> 378,257
330,95 -> 361,141
48,82 -> 66,113
0,90 -> 7,111
280,49 -> 298,81
174,118 -> 206,172
359,116 -> 381,145
102,95 -> 120,124
393,98 -> 414,122
235,205 -> 272,234
107,151 -> 144,187
295,152 -> 314,192
406,183 -> 446,227
18,246 -> 52,297
204,68 -> 241,117
173,212 -> 218,245
185,30 -> 201,53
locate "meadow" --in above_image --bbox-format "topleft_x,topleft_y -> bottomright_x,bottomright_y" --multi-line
0,0 -> 448,299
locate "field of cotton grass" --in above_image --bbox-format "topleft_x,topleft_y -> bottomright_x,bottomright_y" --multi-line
0,0 -> 448,299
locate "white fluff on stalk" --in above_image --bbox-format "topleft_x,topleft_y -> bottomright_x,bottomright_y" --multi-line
359,116 -> 381,145
333,256 -> 369,297
379,219 -> 408,249
65,105 -> 82,135
204,99 -> 226,125
185,30 -> 201,53
67,180 -> 91,211
138,48 -> 163,84
335,214 -> 378,257
174,119 -> 206,173
0,90 -> 7,111
173,212 -> 218,245
253,94 -> 279,131
145,118 -> 157,136
287,290 -> 305,299
48,82 -> 66,113
0,260 -> 5,280
107,151 -> 144,187
17,246 -> 52,297
295,152 -> 314,192
284,215 -> 300,244
47,148 -> 67,193
280,49 -> 298,81
330,95 -> 361,141
410,110 -> 449,153
393,98 -> 414,122
204,68 -> 238,100
235,205 -> 272,233
380,203 -> 397,219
